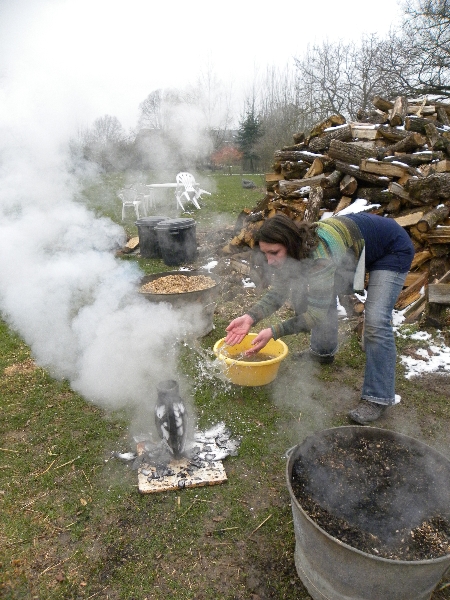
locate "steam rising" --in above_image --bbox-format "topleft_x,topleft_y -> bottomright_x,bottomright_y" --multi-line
1,147 -> 195,411
0,89 -> 209,428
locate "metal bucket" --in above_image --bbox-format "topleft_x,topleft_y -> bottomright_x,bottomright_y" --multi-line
139,270 -> 221,337
286,426 -> 450,600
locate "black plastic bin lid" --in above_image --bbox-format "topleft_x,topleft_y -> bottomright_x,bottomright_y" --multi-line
135,216 -> 169,226
155,218 -> 196,231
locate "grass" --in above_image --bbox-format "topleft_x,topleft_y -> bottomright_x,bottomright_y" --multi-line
1,171 -> 450,599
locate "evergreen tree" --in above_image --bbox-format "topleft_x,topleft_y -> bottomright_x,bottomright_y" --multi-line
236,103 -> 263,172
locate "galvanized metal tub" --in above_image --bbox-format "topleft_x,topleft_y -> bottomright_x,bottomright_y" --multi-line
286,426 -> 450,600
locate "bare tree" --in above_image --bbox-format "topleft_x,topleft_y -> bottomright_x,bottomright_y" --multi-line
254,65 -> 310,169
294,36 -> 395,122
295,41 -> 352,121
74,115 -> 134,172
378,0 -> 450,97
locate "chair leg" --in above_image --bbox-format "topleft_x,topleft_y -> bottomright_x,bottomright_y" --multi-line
176,193 -> 184,211
135,201 -> 145,219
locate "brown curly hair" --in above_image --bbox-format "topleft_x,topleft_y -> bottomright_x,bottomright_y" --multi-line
254,214 -> 319,260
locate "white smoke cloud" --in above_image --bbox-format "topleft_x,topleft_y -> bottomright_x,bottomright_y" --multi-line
0,34 -> 200,422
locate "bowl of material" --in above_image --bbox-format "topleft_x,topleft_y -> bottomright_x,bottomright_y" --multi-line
213,334 -> 289,386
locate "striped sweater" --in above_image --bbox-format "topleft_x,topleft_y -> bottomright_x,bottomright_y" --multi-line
246,216 -> 365,339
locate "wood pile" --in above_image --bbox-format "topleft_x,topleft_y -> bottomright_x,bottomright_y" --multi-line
223,95 -> 450,326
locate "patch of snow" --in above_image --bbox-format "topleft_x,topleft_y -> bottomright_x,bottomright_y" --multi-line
336,198 -> 381,215
202,260 -> 218,272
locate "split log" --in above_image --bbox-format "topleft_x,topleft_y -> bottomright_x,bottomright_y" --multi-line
393,210 -> 425,228
340,174 -> 358,196
395,270 -> 428,310
403,296 -> 427,323
321,169 -> 343,189
372,96 -> 394,113
424,122 -> 441,147
436,107 -> 450,126
416,205 -> 450,233
360,159 -> 416,178
304,187 -> 323,223
405,115 -> 445,135
409,225 -> 428,244
306,114 -> 346,142
411,250 -> 433,269
308,124 -> 352,152
436,160 -> 450,173
383,151 -> 445,167
424,226 -> 450,244
334,160 -> 390,186
388,181 -> 411,201
304,158 -> 324,178
333,196 -> 353,213
265,173 -> 284,185
389,96 -> 408,127
277,175 -> 326,197
422,269 -> 450,327
281,142 -> 305,151
350,123 -> 382,140
385,198 -> 403,213
356,108 -> 389,124
432,135 -> 450,155
435,102 -> 450,116
274,150 -> 330,165
281,161 -> 310,179
405,173 -> 450,204
408,104 -> 436,117
328,139 -> 378,164
356,187 -> 394,204
383,132 -> 427,155
378,125 -> 410,142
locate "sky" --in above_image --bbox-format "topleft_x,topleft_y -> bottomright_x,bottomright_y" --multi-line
0,0 -> 403,133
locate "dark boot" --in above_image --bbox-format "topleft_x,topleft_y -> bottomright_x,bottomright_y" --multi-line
292,350 -> 334,365
348,400 -> 387,425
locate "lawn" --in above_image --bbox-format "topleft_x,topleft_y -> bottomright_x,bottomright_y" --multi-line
1,171 -> 449,599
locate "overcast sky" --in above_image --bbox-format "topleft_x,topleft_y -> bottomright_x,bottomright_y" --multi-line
0,0 -> 402,136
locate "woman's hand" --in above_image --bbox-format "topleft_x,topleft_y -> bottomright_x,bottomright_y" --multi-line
244,328 -> 273,355
224,314 -> 254,346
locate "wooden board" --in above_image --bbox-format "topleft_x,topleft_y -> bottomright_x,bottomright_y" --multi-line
136,441 -> 228,494
428,283 -> 450,304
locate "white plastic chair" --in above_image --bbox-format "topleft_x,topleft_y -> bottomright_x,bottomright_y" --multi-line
118,188 -> 146,220
134,183 -> 156,213
175,172 -> 211,211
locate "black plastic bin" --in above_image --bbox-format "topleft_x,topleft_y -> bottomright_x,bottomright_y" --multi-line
135,216 -> 169,258
155,218 -> 197,266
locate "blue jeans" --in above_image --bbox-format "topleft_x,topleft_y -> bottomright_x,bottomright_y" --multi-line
310,270 -> 407,406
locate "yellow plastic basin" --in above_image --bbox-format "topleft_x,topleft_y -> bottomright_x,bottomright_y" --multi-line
213,334 -> 289,386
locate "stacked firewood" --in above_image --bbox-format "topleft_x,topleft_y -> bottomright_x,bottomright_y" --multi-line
222,95 -> 450,325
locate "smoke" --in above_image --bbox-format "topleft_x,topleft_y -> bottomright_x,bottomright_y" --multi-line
0,31 -> 207,430
0,127 -> 200,412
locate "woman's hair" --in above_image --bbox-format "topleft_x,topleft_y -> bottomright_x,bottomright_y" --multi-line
254,214 -> 319,260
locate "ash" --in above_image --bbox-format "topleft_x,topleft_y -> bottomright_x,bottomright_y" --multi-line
131,422 -> 241,484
